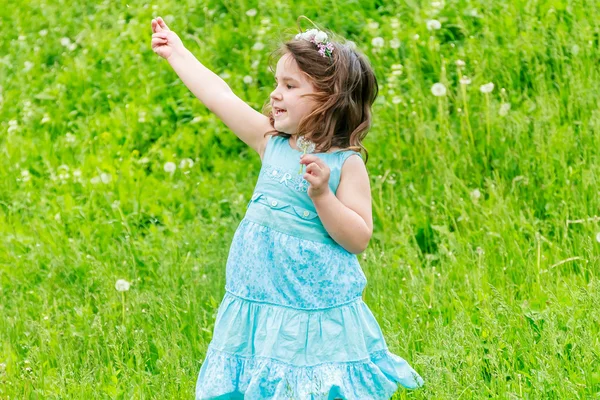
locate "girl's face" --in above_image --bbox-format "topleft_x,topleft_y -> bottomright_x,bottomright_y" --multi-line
269,53 -> 318,135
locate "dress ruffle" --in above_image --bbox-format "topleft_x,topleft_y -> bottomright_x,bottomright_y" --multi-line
195,292 -> 424,399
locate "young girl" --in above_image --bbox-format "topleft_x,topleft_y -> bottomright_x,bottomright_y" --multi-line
151,15 -> 424,399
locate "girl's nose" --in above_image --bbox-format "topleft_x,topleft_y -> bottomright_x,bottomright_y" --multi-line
270,89 -> 282,101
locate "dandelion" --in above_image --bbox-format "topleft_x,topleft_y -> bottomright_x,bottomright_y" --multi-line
243,75 -> 253,84
431,82 -> 447,97
413,33 -> 420,40
476,246 -> 485,255
371,37 -> 384,48
115,279 -> 130,326
426,19 -> 442,31
65,133 -> 76,143
60,37 -> 72,47
460,76 -> 472,85
431,1 -> 443,7
100,173 -> 112,184
90,176 -> 101,184
252,42 -> 264,51
38,29 -> 48,36
596,232 -> 600,243
389,38 -> 401,49
220,72 -> 231,80
368,21 -> 380,30
392,96 -> 402,104
571,45 -> 579,56
499,103 -> 511,116
179,158 -> 194,169
297,136 -> 316,174
456,59 -> 466,68
164,161 -> 176,173
480,82 -> 494,93
245,8 -> 257,17
24,61 -> 34,72
41,114 -> 51,124
390,18 -> 400,29
471,188 -> 481,200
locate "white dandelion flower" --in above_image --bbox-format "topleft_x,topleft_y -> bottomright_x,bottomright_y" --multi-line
179,158 -> 194,169
39,29 -> 48,36
90,176 -> 101,184
371,37 -> 385,47
252,42 -> 264,51
571,45 -> 579,56
460,76 -> 472,85
65,133 -> 76,143
60,37 -> 72,47
431,82 -> 447,97
100,173 -> 112,184
368,21 -> 380,30
243,75 -> 253,84
390,38 -> 401,49
456,59 -> 466,67
480,82 -> 494,93
471,188 -> 481,200
426,19 -> 442,31
24,61 -> 34,72
21,170 -> 31,182
595,232 -> 600,243
499,103 -> 511,116
115,279 -> 130,292
164,161 -> 176,173
245,8 -> 257,17
390,18 -> 400,29
392,96 -> 402,104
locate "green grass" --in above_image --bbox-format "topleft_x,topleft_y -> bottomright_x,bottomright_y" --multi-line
1,0 -> 599,398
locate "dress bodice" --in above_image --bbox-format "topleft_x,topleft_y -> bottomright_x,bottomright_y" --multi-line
245,134 -> 363,246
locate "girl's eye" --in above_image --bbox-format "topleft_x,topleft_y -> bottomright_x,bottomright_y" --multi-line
286,84 -> 293,89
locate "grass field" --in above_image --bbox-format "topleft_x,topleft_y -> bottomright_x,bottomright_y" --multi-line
1,0 -> 600,398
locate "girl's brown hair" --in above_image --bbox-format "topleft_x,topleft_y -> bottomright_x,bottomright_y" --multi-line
262,19 -> 378,164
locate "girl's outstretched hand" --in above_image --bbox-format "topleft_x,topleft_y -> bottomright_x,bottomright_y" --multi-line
151,16 -> 185,60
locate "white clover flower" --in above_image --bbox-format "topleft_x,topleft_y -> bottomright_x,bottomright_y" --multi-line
115,279 -> 130,292
456,59 -> 466,67
243,75 -> 253,84
431,82 -> 447,97
245,8 -> 257,17
596,232 -> 600,243
314,31 -> 328,44
471,188 -> 481,200
480,82 -> 494,93
390,38 -> 401,49
179,158 -> 194,169
371,37 -> 384,47
252,42 -> 264,51
164,161 -> 176,173
426,19 -> 442,31
460,76 -> 472,85
499,103 -> 511,116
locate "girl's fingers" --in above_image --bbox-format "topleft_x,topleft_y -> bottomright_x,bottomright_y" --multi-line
152,32 -> 167,39
157,16 -> 170,30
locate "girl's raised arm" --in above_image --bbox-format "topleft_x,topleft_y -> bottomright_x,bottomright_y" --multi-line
151,17 -> 271,157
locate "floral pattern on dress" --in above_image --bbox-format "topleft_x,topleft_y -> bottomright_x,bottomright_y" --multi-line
225,219 -> 367,310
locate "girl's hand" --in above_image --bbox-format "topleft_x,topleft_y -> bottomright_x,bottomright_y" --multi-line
300,154 -> 331,199
151,16 -> 185,60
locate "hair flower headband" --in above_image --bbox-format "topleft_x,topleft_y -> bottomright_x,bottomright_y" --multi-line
295,28 -> 335,58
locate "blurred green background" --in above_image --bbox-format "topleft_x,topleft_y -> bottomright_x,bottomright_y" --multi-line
1,0 -> 599,398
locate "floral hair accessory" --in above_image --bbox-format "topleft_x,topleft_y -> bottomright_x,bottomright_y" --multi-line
295,28 -> 335,59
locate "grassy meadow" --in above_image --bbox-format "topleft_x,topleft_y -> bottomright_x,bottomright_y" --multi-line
1,0 -> 600,398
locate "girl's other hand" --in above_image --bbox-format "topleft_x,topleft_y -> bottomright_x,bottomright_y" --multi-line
151,16 -> 185,60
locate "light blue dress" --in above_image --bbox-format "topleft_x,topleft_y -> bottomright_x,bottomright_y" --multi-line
195,135 -> 424,399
